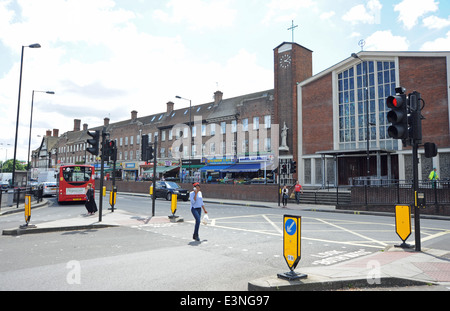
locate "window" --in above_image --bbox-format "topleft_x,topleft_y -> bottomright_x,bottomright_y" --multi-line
242,139 -> 249,153
169,129 -> 173,141
264,115 -> 271,129
192,126 -> 197,137
253,139 -> 259,153
338,60 -> 398,151
161,130 -> 166,141
130,136 -> 134,145
242,118 -> 248,131
231,120 -> 237,133
210,124 -> 216,136
201,124 -> 206,136
221,122 -> 226,134
253,117 -> 259,130
210,142 -> 216,154
265,137 -> 271,152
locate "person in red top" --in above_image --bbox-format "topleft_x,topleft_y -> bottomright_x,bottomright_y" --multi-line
294,180 -> 303,204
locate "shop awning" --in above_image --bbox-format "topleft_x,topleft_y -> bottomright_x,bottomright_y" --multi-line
200,165 -> 232,172
144,166 -> 178,174
222,163 -> 261,172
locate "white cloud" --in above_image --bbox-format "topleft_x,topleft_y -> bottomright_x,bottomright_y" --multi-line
420,31 -> 450,50
262,0 -> 316,24
320,11 -> 335,21
394,0 -> 439,30
153,0 -> 237,31
365,30 -> 409,51
423,15 -> 450,30
342,0 -> 382,25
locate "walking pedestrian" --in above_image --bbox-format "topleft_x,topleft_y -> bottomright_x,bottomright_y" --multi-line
85,183 -> 97,215
429,167 -> 439,189
190,182 -> 208,241
294,180 -> 303,204
281,185 -> 289,207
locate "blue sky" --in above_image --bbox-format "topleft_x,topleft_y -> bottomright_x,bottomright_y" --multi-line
1,0 -> 449,161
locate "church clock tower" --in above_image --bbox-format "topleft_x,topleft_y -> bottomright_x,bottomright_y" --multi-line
274,42 -> 313,182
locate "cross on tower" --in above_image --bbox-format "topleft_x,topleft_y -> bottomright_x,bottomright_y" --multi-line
288,20 -> 298,42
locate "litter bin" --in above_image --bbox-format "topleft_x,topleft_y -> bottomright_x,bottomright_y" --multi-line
6,191 -> 14,207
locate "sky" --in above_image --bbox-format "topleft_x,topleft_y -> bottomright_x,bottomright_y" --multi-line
0,0 -> 449,162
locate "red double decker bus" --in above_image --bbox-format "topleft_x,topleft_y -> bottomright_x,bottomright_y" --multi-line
57,165 -> 95,203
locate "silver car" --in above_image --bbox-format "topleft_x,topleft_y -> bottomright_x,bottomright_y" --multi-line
41,182 -> 58,197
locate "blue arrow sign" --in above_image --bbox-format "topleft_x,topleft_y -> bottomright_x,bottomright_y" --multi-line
285,219 -> 297,236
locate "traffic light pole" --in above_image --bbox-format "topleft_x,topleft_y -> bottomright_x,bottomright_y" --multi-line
152,136 -> 158,217
412,140 -> 421,252
98,128 -> 107,223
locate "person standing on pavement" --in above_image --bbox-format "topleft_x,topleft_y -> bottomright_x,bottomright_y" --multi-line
85,183 -> 97,215
281,185 -> 289,207
190,182 -> 208,241
294,180 -> 303,204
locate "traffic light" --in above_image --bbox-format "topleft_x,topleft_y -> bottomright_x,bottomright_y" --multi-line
141,135 -> 149,161
141,135 -> 154,162
103,139 -> 116,161
281,164 -> 287,174
290,160 -> 297,174
86,130 -> 100,156
424,143 -> 437,158
386,93 -> 408,141
408,91 -> 423,142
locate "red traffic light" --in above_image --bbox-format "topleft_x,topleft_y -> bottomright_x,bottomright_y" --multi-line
387,95 -> 405,109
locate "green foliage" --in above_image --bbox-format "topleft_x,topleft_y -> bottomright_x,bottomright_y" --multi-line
1,159 -> 26,172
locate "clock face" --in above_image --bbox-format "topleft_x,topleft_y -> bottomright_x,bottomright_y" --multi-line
279,54 -> 291,69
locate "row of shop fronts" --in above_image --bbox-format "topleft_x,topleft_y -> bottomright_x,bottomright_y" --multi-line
93,155 -> 277,183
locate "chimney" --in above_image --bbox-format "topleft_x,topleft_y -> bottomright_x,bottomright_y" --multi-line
214,90 -> 223,105
104,118 -> 110,126
46,130 -> 52,137
74,119 -> 81,132
131,110 -> 137,121
167,101 -> 174,114
83,124 -> 88,131
53,129 -> 59,137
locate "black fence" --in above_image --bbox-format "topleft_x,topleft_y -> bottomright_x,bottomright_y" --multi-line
330,179 -> 450,216
0,186 -> 43,211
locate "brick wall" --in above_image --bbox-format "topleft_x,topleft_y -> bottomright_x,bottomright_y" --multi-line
399,57 -> 450,148
96,180 -> 279,203
301,73 -> 334,155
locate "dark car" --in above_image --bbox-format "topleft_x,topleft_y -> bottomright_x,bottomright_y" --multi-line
154,181 -> 189,201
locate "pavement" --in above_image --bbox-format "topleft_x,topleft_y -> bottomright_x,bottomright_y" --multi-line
1,193 -> 450,291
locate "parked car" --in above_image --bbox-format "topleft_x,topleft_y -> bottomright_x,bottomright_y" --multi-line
41,182 -> 58,197
0,181 -> 9,191
154,181 -> 189,201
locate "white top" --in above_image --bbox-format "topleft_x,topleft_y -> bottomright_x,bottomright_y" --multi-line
190,190 -> 204,209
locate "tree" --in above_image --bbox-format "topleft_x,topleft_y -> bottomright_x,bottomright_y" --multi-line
1,159 -> 26,172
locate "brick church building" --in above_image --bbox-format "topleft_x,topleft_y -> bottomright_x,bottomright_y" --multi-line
34,42 -> 450,187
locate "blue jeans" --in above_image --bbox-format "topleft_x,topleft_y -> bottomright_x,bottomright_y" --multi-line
191,208 -> 202,238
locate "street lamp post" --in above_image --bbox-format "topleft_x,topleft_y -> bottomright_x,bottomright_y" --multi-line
175,96 -> 192,182
351,53 -> 371,178
12,43 -> 41,188
27,90 -> 55,185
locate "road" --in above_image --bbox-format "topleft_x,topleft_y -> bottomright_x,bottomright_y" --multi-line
0,193 -> 449,291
